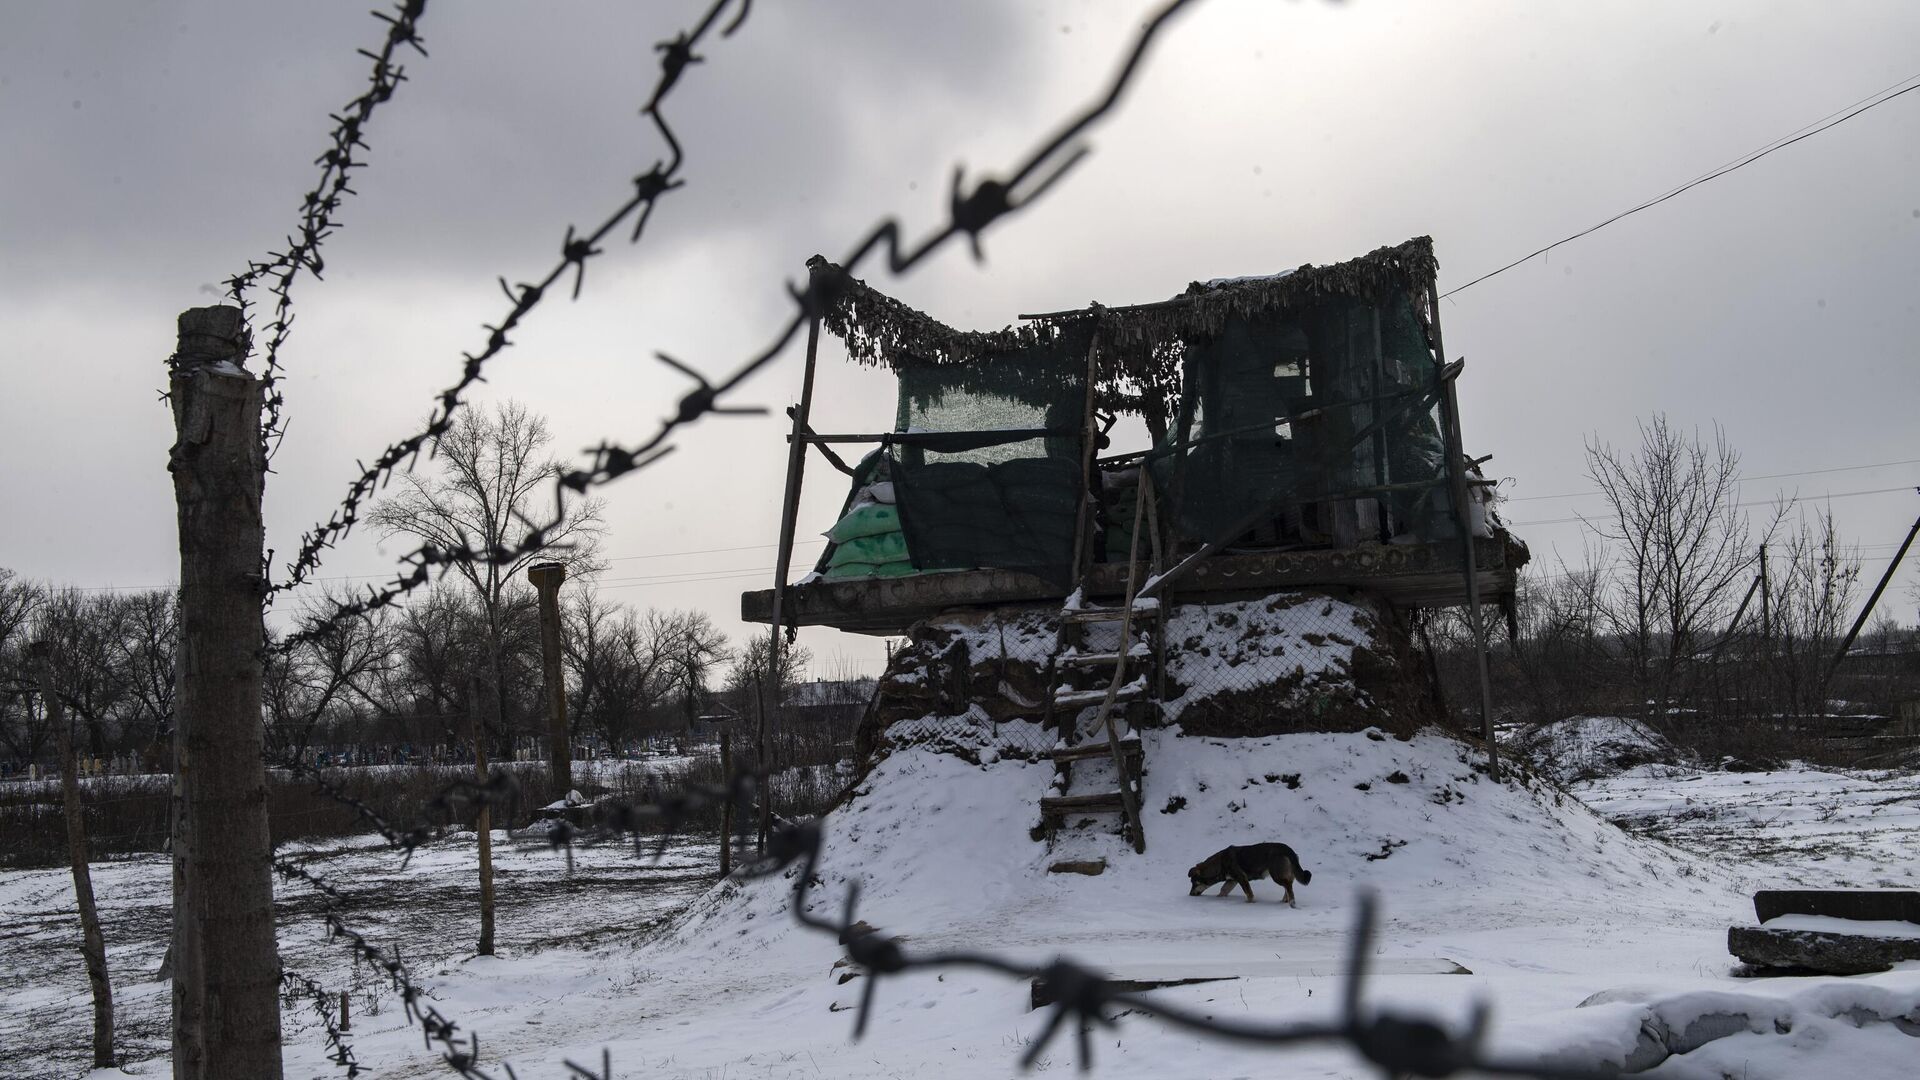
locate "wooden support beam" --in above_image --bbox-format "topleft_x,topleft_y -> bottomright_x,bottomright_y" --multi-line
764,272 -> 826,852
1429,288 -> 1500,782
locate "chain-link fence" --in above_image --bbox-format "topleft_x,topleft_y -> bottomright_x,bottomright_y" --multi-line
862,588 -> 1440,760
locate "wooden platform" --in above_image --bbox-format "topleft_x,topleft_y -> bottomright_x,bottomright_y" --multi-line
742,539 -> 1523,635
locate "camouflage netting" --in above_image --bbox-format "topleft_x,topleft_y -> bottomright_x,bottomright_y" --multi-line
854,588 -> 1445,764
810,236 -> 1438,447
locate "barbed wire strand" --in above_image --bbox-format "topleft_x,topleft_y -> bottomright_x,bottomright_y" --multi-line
224,0 -> 431,471
274,0 -> 1199,653
266,0 -> 751,607
281,967 -> 365,1078
275,857 -> 526,1079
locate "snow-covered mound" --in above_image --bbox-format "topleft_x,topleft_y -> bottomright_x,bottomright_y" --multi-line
671,727 -> 1727,978
1511,715 -> 1681,784
308,728 -> 1920,1078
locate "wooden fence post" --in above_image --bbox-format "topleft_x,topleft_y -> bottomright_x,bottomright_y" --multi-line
31,641 -> 115,1068
167,305 -> 285,1080
467,676 -> 497,956
718,729 -> 733,878
526,562 -> 570,801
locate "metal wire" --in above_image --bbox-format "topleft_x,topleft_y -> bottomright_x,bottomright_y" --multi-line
225,0 -> 431,481
271,0 -> 1198,652
264,0 -> 749,611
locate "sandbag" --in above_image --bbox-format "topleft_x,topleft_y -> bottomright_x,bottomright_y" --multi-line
827,531 -> 910,567
822,559 -> 920,580
826,503 -> 901,543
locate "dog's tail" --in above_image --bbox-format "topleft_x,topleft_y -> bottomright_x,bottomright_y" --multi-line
1294,858 -> 1312,886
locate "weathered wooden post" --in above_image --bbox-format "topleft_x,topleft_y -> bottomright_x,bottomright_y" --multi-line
31,641 -> 114,1069
763,266 -> 828,855
166,305 -> 284,1079
718,728 -> 733,878
526,561 -> 570,801
1425,287 -> 1499,782
467,675 -> 497,957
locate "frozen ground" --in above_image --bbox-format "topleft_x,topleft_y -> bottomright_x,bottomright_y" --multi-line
0,832 -> 717,1080
3,733 -> 1916,1079
1576,760 -> 1920,889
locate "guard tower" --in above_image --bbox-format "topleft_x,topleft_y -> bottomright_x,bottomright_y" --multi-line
743,237 -> 1524,854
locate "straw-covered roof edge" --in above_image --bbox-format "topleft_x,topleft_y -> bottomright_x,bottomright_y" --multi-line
806,236 -> 1437,436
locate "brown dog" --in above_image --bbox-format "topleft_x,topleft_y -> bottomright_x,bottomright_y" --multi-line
1187,843 -> 1312,905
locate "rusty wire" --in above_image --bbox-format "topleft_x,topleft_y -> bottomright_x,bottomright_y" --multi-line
281,967 -> 365,1078
274,856 -> 526,1079
272,0 -> 1197,652
225,0 -> 431,478
266,0 -> 750,608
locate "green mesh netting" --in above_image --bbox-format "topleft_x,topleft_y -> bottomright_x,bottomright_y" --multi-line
1152,287 -> 1451,547
888,333 -> 1088,584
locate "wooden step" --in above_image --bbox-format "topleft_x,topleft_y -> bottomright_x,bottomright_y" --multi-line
1048,738 -> 1143,764
1058,648 -> 1151,667
1041,791 -> 1127,817
1060,602 -> 1161,624
1051,682 -> 1145,709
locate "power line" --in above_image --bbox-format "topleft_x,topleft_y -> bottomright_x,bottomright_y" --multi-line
604,538 -> 825,563
1505,456 -> 1920,503
1509,484 -> 1916,528
1440,69 -> 1920,299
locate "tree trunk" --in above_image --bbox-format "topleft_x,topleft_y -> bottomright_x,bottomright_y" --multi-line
32,643 -> 115,1068
167,306 -> 284,1080
468,677 -> 496,957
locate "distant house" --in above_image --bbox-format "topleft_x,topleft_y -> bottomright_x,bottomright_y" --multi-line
780,677 -> 877,727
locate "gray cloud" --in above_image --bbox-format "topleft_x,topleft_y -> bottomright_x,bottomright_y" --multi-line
4,0 -> 1919,670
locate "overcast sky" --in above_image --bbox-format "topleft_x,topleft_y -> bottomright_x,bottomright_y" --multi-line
3,0 -> 1917,677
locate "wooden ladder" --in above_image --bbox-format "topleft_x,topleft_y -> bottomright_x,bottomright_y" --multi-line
1039,470 -> 1165,854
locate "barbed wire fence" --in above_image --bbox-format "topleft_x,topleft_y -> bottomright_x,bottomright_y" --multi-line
267,0 -> 1191,652
263,0 -> 752,614
164,0 -> 1623,1077
222,0 -> 430,500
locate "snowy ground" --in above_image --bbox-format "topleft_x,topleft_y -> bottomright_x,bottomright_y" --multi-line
3,733 -> 1916,1079
0,833 -> 717,1080
1576,761 -> 1920,890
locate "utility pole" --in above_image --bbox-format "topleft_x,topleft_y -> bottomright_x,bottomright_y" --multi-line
527,562 -> 570,801
31,641 -> 114,1069
166,305 -> 284,1079
1758,543 -> 1771,645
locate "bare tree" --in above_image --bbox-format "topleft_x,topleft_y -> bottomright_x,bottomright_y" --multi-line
264,593 -> 392,758
0,569 -> 48,763
1583,415 -> 1777,721
667,609 -> 729,734
565,595 -> 729,747
1765,507 -> 1862,715
110,590 -> 178,768
726,633 -> 813,721
370,401 -> 604,752
35,590 -> 133,758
